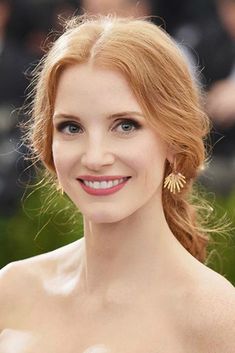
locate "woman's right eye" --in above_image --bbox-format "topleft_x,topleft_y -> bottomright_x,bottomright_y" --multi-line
56,121 -> 82,135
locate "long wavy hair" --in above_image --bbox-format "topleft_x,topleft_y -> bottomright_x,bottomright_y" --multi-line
26,15 -> 212,263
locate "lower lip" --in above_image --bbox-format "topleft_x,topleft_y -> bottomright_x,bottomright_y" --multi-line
78,178 -> 130,196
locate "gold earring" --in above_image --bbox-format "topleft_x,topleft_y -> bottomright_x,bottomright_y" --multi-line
56,183 -> 64,195
164,160 -> 186,194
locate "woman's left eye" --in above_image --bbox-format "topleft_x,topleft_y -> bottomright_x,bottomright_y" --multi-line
113,119 -> 141,134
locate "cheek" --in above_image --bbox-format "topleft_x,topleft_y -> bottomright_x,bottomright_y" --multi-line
137,140 -> 167,188
121,151 -> 166,196
52,141 -> 75,178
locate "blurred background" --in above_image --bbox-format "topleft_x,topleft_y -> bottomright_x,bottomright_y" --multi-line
0,0 -> 234,284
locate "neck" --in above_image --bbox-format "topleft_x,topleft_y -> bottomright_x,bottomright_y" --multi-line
79,194 -> 185,301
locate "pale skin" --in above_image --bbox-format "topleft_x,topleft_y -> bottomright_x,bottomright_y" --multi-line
0,63 -> 235,353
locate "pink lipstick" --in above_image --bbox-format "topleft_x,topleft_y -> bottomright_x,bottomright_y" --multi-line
78,177 -> 131,196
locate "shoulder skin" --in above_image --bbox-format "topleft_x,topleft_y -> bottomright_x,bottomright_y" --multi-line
190,272 -> 235,353
0,261 -> 23,330
0,239 -> 84,330
0,253 -> 56,329
204,278 -> 235,352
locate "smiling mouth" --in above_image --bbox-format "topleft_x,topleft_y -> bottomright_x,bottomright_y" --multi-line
78,177 -> 131,190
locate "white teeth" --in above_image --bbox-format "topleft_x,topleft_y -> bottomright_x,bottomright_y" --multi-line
93,181 -> 100,189
107,181 -> 113,188
83,178 -> 126,189
113,179 -> 119,186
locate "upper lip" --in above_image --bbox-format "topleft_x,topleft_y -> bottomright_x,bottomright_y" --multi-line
78,175 -> 131,181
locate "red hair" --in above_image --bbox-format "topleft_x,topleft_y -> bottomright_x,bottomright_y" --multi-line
27,15 -> 211,262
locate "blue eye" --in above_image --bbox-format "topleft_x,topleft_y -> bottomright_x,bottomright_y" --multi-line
114,119 -> 141,134
56,118 -> 141,136
56,122 -> 81,134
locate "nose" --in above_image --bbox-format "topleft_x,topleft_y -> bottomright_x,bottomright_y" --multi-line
80,138 -> 115,171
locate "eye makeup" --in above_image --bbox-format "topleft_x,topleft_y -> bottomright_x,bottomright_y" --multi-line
54,118 -> 142,136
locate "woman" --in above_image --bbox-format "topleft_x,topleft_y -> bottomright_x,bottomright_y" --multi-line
0,15 -> 234,353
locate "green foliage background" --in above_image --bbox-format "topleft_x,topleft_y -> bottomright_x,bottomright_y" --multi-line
0,184 -> 235,285
0,185 -> 83,267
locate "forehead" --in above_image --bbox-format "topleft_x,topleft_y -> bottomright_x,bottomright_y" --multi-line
54,63 -> 142,118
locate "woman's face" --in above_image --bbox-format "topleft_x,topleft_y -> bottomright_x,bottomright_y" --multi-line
52,63 -> 170,223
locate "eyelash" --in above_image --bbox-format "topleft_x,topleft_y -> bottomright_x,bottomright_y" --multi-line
56,119 -> 141,136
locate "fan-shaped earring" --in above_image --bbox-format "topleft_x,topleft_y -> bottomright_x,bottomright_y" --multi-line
164,160 -> 186,194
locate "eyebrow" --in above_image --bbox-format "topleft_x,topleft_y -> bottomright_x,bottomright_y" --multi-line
53,111 -> 145,121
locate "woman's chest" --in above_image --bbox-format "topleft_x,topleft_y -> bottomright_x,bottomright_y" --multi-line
0,302 -> 189,353
0,326 -> 185,353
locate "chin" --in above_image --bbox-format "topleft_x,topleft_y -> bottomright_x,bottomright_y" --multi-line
81,207 -> 134,224
86,213 -> 124,224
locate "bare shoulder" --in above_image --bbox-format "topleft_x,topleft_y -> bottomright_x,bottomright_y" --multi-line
0,238 -> 84,329
202,273 -> 235,352
189,266 -> 235,353
0,261 -> 26,329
